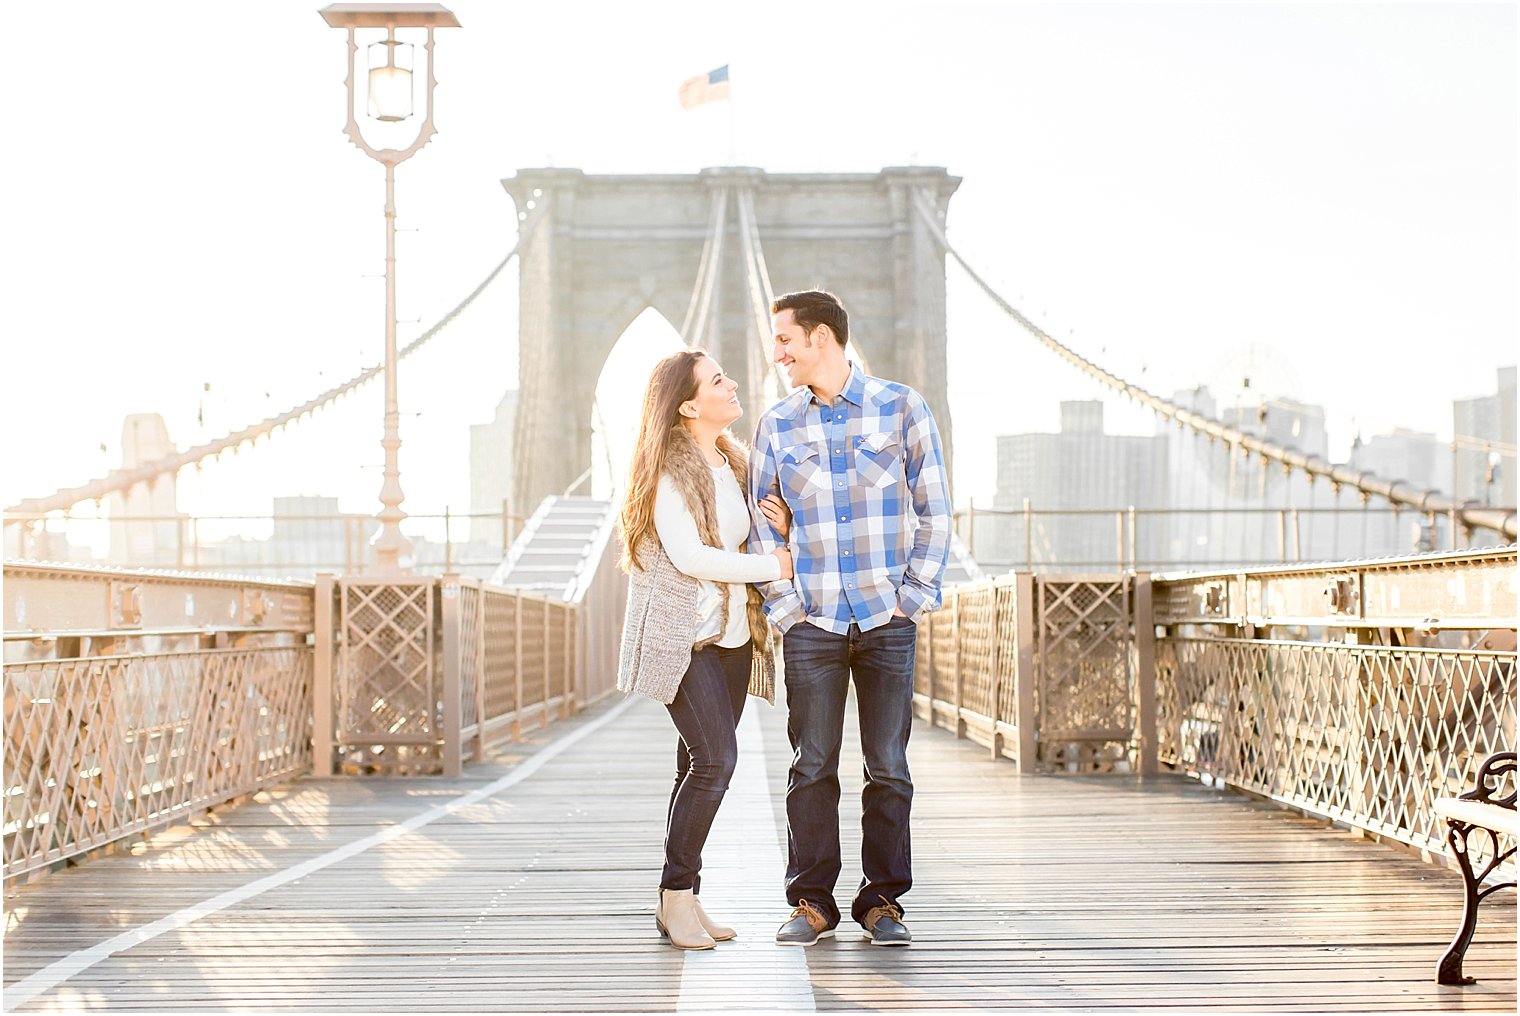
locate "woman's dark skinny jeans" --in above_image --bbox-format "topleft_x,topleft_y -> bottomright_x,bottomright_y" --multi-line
661,640 -> 752,892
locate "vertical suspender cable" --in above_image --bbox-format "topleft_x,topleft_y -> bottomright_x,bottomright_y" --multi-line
909,186 -> 1516,542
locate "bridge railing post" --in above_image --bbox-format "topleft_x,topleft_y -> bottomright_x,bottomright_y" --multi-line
474,584 -> 487,763
989,579 -> 1008,760
1133,572 -> 1158,776
562,602 -> 575,720
1014,572 -> 1037,773
513,594 -> 525,740
951,594 -> 964,738
440,574 -> 464,778
313,573 -> 336,777
542,599 -> 553,729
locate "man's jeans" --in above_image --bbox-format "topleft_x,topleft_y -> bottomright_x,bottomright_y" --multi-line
782,615 -> 917,927
662,641 -> 751,893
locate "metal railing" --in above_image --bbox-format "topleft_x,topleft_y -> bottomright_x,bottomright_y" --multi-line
917,546 -> 1517,873
954,503 -> 1513,574
1155,637 -> 1513,862
1151,546 -> 1516,870
4,528 -> 628,877
3,563 -> 316,881
914,572 -> 1155,774
3,509 -> 528,581
11,540 -> 1507,882
313,514 -> 626,776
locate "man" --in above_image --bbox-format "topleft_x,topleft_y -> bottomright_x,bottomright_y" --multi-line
749,290 -> 951,947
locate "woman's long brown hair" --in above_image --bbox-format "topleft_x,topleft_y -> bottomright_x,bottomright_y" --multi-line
618,349 -> 706,571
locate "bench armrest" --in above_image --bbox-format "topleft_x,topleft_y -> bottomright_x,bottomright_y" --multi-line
1458,751 -> 1516,810
1435,797 -> 1520,836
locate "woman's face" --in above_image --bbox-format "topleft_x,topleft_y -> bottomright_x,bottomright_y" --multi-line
683,355 -> 742,428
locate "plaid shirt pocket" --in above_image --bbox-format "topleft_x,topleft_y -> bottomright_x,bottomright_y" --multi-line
779,443 -> 828,502
854,432 -> 902,489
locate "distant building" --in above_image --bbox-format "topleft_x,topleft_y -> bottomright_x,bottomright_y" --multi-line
470,390 -> 519,549
270,495 -> 351,571
991,401 -> 1168,569
1454,366 -> 1517,507
1343,428 -> 1447,555
106,414 -> 183,567
191,496 -> 368,578
1351,428 -> 1444,495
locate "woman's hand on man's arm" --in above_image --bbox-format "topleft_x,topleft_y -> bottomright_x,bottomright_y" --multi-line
758,493 -> 791,540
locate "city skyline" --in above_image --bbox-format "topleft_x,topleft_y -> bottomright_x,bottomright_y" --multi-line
16,356 -> 1508,573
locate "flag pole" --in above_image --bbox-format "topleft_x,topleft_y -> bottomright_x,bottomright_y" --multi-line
726,74 -> 737,166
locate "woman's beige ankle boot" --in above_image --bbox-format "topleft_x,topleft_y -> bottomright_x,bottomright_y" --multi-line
692,896 -> 736,941
656,889 -> 716,950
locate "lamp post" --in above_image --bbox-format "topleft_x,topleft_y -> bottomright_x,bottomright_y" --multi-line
319,3 -> 460,573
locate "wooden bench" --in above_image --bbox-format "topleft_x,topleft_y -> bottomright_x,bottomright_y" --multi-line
1434,750 -> 1517,986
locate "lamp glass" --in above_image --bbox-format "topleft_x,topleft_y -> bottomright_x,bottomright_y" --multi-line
366,40 -> 415,121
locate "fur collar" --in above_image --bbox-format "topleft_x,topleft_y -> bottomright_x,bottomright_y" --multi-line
660,426 -> 775,671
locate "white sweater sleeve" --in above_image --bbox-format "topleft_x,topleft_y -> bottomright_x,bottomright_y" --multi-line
654,475 -> 783,584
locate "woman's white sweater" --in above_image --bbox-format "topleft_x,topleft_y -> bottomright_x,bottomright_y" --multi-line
654,461 -> 781,648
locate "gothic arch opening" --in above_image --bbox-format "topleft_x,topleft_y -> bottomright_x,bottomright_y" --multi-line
590,307 -> 686,499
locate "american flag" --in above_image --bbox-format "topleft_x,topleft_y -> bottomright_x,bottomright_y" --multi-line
678,65 -> 730,110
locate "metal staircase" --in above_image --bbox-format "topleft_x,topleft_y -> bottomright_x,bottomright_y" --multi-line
489,496 -> 616,600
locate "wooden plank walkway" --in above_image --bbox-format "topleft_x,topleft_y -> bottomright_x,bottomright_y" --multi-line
4,690 -> 1515,1013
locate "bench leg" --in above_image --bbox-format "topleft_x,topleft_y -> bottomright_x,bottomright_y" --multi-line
1437,820 -> 1481,986
1437,821 -> 1517,986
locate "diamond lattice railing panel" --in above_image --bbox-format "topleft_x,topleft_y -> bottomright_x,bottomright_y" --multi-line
247,650 -> 314,780
956,586 -> 998,717
458,585 -> 481,731
1160,636 -> 1515,875
1155,639 -> 1180,763
992,583 -> 1021,729
340,582 -> 435,743
518,598 -> 547,709
1037,578 -> 1134,770
3,647 -> 312,880
913,626 -> 931,698
928,603 -> 958,705
481,589 -> 520,725
548,604 -> 570,704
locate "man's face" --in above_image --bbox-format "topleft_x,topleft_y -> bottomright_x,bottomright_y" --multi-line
772,308 -> 827,389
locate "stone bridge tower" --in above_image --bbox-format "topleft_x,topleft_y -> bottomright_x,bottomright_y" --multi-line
501,166 -> 961,511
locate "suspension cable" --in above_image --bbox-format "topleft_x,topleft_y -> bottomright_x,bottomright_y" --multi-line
910,187 -> 1516,540
680,187 -> 728,347
7,207 -> 547,519
734,187 -> 788,395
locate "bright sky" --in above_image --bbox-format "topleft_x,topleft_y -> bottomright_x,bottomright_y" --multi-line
3,1 -> 1515,534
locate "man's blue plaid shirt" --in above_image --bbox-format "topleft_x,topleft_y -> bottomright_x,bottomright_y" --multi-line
748,363 -> 952,635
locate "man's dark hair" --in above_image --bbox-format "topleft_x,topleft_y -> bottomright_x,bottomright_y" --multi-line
772,290 -> 848,347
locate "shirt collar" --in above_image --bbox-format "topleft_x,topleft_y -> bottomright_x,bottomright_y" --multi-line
792,361 -> 866,416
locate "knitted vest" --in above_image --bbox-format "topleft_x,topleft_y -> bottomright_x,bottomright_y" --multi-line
617,428 -> 776,705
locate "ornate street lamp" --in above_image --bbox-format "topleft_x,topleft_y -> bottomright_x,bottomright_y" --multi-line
319,3 -> 460,573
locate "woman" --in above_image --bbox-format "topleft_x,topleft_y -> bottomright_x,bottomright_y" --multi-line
617,349 -> 792,951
